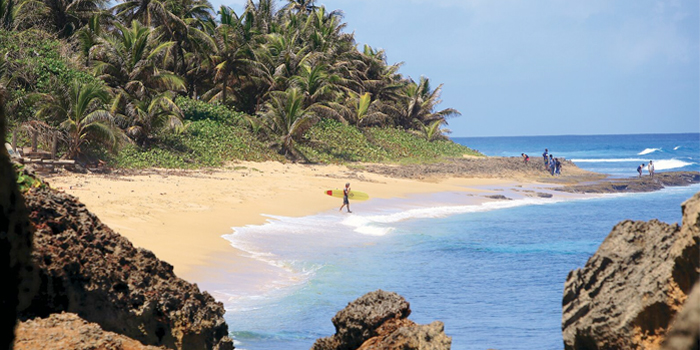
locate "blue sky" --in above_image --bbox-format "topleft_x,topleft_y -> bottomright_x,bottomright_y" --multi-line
214,0 -> 699,137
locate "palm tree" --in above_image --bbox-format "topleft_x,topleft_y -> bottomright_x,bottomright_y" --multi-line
0,0 -> 15,30
206,6 -> 257,107
395,76 -> 460,130
418,119 -> 450,141
283,0 -> 316,15
289,63 -> 344,107
258,87 -> 317,159
91,20 -> 185,100
15,0 -> 107,37
34,80 -> 120,159
315,91 -> 386,127
112,0 -> 168,26
120,91 -> 184,145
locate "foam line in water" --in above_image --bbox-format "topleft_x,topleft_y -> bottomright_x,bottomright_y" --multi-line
674,146 -> 681,150
654,159 -> 694,171
638,148 -> 661,155
340,197 -> 567,236
571,158 -> 646,163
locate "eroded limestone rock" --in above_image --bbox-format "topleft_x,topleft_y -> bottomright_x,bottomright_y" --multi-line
312,290 -> 451,350
19,187 -> 233,350
562,192 -> 700,350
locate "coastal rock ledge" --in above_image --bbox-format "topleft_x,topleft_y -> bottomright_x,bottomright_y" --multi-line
311,290 -> 452,350
562,191 -> 700,350
17,186 -> 234,350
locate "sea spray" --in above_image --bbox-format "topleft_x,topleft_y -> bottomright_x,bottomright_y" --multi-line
638,148 -> 661,155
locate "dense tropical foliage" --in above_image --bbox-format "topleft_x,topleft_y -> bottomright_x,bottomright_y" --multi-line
1,0 -> 478,165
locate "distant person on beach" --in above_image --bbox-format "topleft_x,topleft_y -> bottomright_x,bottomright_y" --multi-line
637,164 -> 645,178
543,149 -> 549,165
648,161 -> 654,178
339,182 -> 352,213
555,158 -> 562,175
549,155 -> 555,175
522,153 -> 529,163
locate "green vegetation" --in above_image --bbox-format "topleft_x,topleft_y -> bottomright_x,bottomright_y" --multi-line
14,164 -> 46,192
0,0 -> 482,168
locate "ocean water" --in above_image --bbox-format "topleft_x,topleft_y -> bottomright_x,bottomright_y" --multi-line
454,133 -> 700,177
218,133 -> 700,350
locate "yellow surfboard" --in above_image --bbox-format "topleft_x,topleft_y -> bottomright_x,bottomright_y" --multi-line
325,189 -> 370,201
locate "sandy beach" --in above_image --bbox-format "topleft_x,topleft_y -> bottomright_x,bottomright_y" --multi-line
44,161 -> 533,283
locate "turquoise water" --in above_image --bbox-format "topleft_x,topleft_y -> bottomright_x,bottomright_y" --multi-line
219,133 -> 699,350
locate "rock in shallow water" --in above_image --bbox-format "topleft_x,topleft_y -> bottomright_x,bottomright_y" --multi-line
311,290 -> 451,350
562,191 -> 700,350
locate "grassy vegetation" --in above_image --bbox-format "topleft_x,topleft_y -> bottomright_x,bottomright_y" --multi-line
106,116 -> 481,169
1,6 -> 485,169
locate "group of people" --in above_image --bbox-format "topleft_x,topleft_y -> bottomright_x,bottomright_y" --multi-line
521,149 -> 562,176
542,149 -> 562,176
637,161 -> 655,178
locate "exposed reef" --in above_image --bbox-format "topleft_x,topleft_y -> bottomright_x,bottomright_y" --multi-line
562,191 -> 700,350
558,171 -> 700,194
312,290 -> 451,350
17,186 -> 233,350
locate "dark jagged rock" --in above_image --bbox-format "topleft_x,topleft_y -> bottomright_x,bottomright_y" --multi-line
19,186 -> 234,350
558,171 -> 700,194
562,191 -> 700,350
0,102 -> 38,349
486,195 -> 512,200
14,312 -> 166,350
662,281 -> 700,350
311,290 -> 451,350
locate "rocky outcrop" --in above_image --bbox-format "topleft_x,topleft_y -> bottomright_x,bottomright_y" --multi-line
18,186 -> 233,350
362,157 -> 601,182
311,290 -> 451,350
661,281 -> 700,350
0,96 -> 37,349
559,171 -> 700,194
562,191 -> 700,350
14,312 -> 166,350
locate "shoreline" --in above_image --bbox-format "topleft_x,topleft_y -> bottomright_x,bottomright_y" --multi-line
44,161 -> 523,282
42,158 -> 699,301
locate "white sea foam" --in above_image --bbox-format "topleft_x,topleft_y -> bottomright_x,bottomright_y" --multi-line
571,158 -> 645,163
339,197 -> 566,236
674,146 -> 681,150
638,148 -> 661,155
653,159 -> 694,171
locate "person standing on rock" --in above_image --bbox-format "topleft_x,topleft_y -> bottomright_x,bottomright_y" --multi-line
339,182 -> 352,213
543,149 -> 549,166
522,153 -> 529,164
555,158 -> 562,175
549,155 -> 555,175
637,163 -> 645,178
648,161 -> 654,179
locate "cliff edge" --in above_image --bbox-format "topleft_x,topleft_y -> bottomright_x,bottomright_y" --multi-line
562,191 -> 700,350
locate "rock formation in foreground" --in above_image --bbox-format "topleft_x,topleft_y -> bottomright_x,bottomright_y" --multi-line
14,312 -> 166,350
18,186 -> 233,350
311,290 -> 451,350
661,281 -> 700,350
562,191 -> 700,350
1,98 -> 38,349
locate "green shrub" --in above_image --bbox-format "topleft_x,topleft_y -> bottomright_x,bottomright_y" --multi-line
110,119 -> 282,169
298,119 -> 482,164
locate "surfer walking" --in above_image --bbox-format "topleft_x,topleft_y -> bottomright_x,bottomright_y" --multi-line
339,182 -> 352,213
